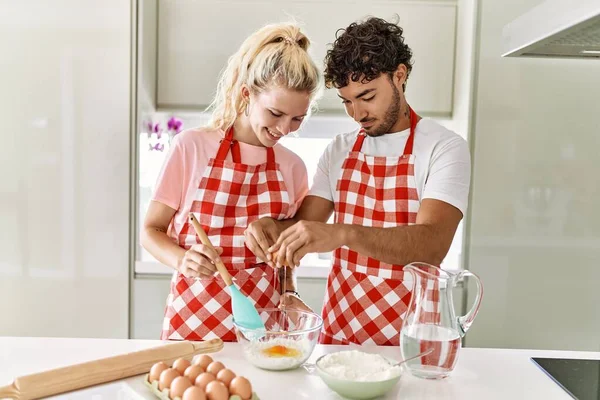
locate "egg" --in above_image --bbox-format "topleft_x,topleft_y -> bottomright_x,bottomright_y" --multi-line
194,372 -> 216,390
173,357 -> 192,374
216,368 -> 236,387
149,361 -> 169,383
158,368 -> 180,391
182,386 -> 207,400
169,376 -> 193,399
205,380 -> 229,400
194,354 -> 213,370
206,361 -> 225,376
229,376 -> 252,400
184,364 -> 204,382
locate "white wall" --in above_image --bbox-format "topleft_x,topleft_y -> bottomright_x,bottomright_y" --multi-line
0,1 -> 131,338
465,0 -> 600,351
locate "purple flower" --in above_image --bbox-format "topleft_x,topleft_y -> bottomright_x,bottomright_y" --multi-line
167,116 -> 183,133
148,143 -> 164,152
153,123 -> 161,133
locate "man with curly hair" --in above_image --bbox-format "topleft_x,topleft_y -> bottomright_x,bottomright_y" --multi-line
245,17 -> 471,346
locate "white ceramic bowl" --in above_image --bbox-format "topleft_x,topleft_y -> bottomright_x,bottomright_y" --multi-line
315,352 -> 402,400
233,308 -> 323,371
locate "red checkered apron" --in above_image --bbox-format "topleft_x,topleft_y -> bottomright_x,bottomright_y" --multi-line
319,108 -> 439,346
161,127 -> 290,341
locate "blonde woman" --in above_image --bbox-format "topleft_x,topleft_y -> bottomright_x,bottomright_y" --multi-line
141,23 -> 321,341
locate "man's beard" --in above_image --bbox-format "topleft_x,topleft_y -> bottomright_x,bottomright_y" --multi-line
365,85 -> 402,137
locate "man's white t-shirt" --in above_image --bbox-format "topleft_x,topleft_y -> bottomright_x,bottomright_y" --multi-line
309,118 -> 471,216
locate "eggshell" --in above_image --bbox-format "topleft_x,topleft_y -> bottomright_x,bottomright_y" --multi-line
194,354 -> 213,370
182,386 -> 207,400
206,361 -> 225,376
205,380 -> 229,400
216,368 -> 236,387
271,250 -> 289,267
158,368 -> 180,391
229,376 -> 252,400
170,376 -> 193,399
149,361 -> 169,383
173,357 -> 192,374
184,364 -> 204,382
194,372 -> 216,390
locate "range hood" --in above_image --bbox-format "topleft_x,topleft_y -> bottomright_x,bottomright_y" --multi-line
502,0 -> 600,58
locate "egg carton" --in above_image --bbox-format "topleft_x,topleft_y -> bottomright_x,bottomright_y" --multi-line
143,374 -> 260,400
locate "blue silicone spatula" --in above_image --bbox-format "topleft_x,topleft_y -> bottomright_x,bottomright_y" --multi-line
188,214 -> 265,332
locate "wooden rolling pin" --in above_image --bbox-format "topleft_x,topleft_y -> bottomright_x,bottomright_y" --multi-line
0,338 -> 223,400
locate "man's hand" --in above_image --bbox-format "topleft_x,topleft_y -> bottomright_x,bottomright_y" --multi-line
268,221 -> 346,268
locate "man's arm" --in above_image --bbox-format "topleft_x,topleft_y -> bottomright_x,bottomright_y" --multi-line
294,195 -> 335,222
342,199 -> 462,265
270,199 -> 462,267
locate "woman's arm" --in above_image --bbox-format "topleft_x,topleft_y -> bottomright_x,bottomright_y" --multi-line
141,201 -> 220,278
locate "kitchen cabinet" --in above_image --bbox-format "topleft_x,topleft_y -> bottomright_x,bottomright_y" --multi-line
156,0 -> 458,116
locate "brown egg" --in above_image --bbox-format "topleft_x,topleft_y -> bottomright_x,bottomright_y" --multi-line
158,368 -> 180,391
206,361 -> 225,376
194,354 -> 213,370
149,361 -> 169,383
184,364 -> 204,382
173,357 -> 192,374
205,380 -> 229,400
229,376 -> 252,400
170,376 -> 193,399
182,386 -> 207,400
194,372 -> 216,390
216,368 -> 236,387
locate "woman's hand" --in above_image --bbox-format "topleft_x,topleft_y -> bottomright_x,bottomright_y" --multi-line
279,292 -> 313,313
177,244 -> 223,279
244,218 -> 281,267
279,293 -> 315,329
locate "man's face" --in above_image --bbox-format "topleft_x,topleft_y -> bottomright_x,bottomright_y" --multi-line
337,70 -> 405,137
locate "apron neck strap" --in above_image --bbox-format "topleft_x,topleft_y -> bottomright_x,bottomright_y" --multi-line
266,146 -> 275,163
216,126 -> 276,164
216,126 -> 242,163
352,130 -> 367,151
350,107 -> 420,155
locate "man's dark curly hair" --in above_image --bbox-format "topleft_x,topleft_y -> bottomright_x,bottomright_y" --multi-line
324,16 -> 413,91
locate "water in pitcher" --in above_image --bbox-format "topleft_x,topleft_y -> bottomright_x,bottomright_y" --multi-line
400,324 -> 461,379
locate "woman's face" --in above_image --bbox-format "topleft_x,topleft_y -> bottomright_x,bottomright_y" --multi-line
247,86 -> 311,147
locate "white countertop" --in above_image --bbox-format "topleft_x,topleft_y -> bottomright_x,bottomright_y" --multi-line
2,336 -> 598,399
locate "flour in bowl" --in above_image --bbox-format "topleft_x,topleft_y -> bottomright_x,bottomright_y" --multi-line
317,350 -> 402,381
244,337 -> 312,370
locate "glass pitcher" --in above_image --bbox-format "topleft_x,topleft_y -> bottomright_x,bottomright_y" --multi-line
400,262 -> 483,379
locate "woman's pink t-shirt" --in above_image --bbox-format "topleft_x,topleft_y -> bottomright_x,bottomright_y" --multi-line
151,127 -> 308,241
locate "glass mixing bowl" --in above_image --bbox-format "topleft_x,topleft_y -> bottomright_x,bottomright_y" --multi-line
233,308 -> 323,371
